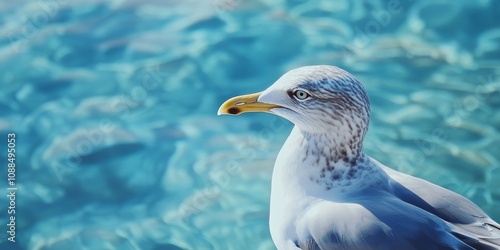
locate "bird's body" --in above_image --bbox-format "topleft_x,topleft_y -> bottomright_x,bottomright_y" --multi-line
270,127 -> 500,250
218,65 -> 500,249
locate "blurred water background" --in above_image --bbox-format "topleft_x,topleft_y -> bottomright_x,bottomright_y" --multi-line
0,0 -> 499,249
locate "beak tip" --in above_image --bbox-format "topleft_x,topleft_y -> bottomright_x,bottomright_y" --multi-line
217,106 -> 242,116
217,107 -> 228,116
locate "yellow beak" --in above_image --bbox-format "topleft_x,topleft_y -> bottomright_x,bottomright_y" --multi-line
217,92 -> 281,116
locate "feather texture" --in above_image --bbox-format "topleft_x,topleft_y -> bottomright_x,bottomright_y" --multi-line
221,65 -> 500,249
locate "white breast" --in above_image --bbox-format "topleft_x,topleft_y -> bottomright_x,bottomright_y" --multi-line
268,127 -> 390,249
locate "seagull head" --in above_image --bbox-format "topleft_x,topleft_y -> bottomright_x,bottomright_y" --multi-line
218,65 -> 370,143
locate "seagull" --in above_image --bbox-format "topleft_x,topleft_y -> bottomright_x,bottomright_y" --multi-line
217,65 -> 500,250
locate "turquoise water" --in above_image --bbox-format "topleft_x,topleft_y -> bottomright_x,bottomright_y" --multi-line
0,0 -> 499,249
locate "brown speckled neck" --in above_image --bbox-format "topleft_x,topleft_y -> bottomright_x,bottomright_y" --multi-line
298,130 -> 377,191
300,127 -> 364,165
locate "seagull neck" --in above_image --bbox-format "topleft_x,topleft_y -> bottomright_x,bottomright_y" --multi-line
300,130 -> 364,165
290,129 -> 387,195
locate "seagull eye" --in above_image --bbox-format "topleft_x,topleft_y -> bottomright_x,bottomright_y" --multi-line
293,90 -> 311,100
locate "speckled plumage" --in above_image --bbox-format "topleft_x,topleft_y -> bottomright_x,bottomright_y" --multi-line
258,66 -> 379,194
219,65 -> 500,250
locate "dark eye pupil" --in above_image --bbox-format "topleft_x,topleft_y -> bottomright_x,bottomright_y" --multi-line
295,90 -> 308,99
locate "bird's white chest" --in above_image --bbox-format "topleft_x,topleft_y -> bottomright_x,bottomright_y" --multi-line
268,128 -> 387,249
269,154 -> 312,249
268,128 -> 330,248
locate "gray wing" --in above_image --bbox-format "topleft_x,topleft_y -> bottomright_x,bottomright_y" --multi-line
373,158 -> 500,249
295,196 -> 476,250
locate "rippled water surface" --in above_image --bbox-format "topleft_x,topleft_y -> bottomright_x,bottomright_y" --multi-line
0,0 -> 499,249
